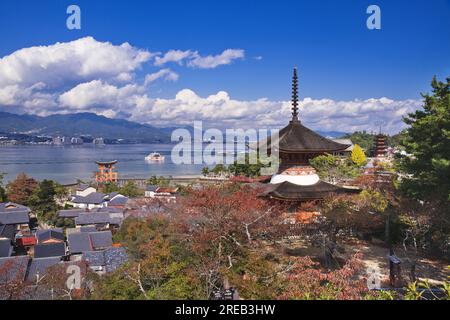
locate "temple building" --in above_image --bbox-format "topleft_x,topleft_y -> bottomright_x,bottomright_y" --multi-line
373,133 -> 387,158
95,161 -> 118,184
262,67 -> 353,202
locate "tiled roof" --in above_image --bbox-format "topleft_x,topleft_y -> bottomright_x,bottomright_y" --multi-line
0,210 -> 30,225
72,192 -> 106,205
36,229 -> 65,243
79,226 -> 97,233
68,232 -> 92,254
263,180 -> 346,201
260,120 -> 350,153
0,256 -> 30,284
77,184 -> 90,191
75,212 -> 123,226
108,196 -> 128,206
0,224 -> 15,240
82,251 -> 105,267
68,230 -> 113,254
90,231 -> 113,250
104,247 -> 128,272
94,207 -> 123,213
108,192 -> 119,199
57,209 -> 85,218
75,212 -> 111,225
0,238 -> 13,257
332,139 -> 354,151
0,202 -> 30,213
26,257 -> 62,282
82,247 -> 128,272
34,242 -> 66,258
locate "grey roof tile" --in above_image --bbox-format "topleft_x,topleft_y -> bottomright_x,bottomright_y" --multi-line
57,209 -> 85,218
90,231 -> 113,250
0,210 -> 30,225
108,196 -> 128,206
0,238 -> 13,257
0,224 -> 15,240
75,212 -> 110,225
35,229 -> 64,243
26,257 -> 62,282
68,232 -> 92,254
95,207 -> 123,213
77,184 -> 90,191
82,251 -> 105,267
104,247 -> 128,272
72,192 -> 106,205
34,242 -> 66,258
0,256 -> 30,284
0,202 -> 30,213
79,226 -> 97,233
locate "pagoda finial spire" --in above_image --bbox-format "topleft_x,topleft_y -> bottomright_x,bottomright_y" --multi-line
291,66 -> 299,122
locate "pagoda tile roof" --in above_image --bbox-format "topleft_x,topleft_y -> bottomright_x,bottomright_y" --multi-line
262,180 -> 346,201
276,120 -> 350,153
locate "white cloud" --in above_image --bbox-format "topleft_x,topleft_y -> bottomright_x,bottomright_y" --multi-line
188,49 -> 245,69
144,69 -> 179,85
0,37 -> 421,134
127,89 -> 421,134
154,50 -> 195,66
153,48 -> 245,69
58,80 -> 145,116
0,36 -> 152,89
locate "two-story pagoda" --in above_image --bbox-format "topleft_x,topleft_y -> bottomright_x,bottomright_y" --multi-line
262,67 -> 351,201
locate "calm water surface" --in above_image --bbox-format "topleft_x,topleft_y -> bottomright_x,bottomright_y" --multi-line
0,144 -> 206,184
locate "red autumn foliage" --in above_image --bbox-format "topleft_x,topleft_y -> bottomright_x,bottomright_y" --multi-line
279,253 -> 368,300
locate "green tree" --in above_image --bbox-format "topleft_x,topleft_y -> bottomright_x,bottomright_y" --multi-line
227,155 -> 269,178
103,182 -> 120,194
212,164 -> 226,176
119,181 -> 143,198
146,176 -> 170,187
0,173 -> 7,202
399,76 -> 450,202
28,179 -> 60,225
309,154 -> 360,183
201,167 -> 209,176
351,144 -> 367,166
342,131 -> 375,156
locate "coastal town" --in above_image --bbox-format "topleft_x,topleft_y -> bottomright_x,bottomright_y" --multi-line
1,69 -> 448,300
0,1 -> 449,308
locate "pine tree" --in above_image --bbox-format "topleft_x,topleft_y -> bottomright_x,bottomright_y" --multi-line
351,144 -> 367,166
399,76 -> 450,202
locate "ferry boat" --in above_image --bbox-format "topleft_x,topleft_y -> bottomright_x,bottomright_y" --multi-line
145,152 -> 165,162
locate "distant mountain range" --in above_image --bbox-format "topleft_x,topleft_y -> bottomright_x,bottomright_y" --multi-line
0,111 -> 347,143
0,111 -> 170,143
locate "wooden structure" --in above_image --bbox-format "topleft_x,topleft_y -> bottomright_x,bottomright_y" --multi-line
262,67 -> 353,201
95,160 -> 118,184
374,134 -> 387,158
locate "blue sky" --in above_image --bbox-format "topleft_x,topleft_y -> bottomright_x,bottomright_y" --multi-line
0,0 -> 449,133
